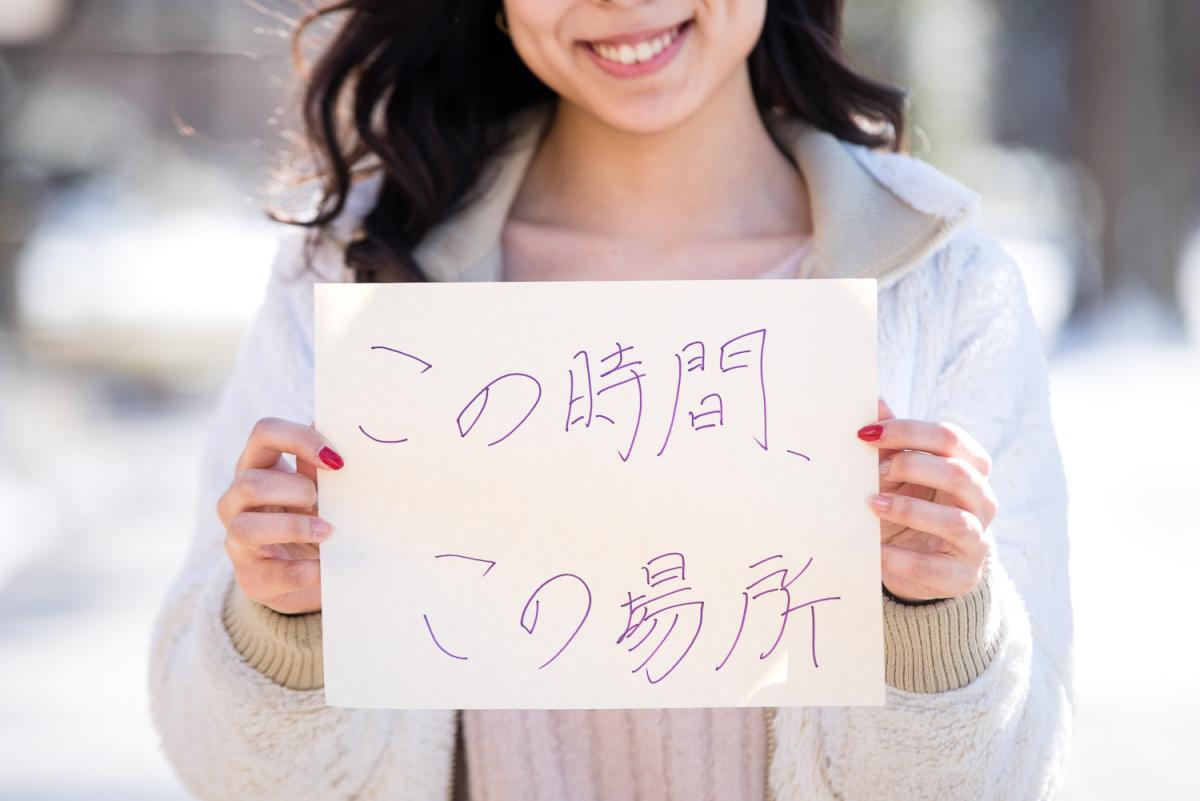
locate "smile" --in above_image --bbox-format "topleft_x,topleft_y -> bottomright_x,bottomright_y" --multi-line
580,19 -> 692,77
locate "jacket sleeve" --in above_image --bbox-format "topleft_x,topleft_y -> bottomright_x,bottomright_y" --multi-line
770,229 -> 1074,800
147,230 -> 455,801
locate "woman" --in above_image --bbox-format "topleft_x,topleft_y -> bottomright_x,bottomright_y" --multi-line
150,1 -> 1074,799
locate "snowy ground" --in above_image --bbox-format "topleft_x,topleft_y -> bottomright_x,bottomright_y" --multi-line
0,293 -> 1196,800
1049,295 -> 1200,801
0,355 -> 204,801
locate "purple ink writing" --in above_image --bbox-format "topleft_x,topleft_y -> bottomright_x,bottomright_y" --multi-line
617,551 -> 705,684
457,372 -> 542,446
356,344 -> 434,444
519,573 -> 593,670
714,554 -> 841,671
566,342 -> 646,462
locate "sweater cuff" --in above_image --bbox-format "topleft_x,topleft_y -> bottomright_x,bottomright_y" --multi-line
221,577 -> 325,691
881,550 -> 1005,693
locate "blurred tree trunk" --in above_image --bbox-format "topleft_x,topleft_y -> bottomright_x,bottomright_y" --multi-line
989,1 -> 1070,157
1071,0 -> 1197,318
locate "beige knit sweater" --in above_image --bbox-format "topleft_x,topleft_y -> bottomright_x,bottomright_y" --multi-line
153,102 -> 1073,801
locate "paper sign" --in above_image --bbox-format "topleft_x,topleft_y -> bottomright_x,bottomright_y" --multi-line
314,278 -> 883,709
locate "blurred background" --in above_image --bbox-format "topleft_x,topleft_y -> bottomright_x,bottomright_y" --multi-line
0,1 -> 1196,799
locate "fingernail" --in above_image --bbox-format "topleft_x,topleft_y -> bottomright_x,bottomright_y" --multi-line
870,494 -> 892,511
319,446 -> 344,470
857,424 -> 884,441
311,518 -> 332,539
879,458 -> 892,477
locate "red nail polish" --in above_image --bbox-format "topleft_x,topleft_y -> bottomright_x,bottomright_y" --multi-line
319,446 -> 344,470
857,424 -> 883,442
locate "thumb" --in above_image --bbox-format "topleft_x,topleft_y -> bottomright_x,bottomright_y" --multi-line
296,420 -> 319,514
875,397 -> 904,489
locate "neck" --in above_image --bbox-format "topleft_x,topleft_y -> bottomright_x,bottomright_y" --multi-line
510,64 -> 811,246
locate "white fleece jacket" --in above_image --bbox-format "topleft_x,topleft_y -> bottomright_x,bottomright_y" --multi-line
148,104 -> 1074,801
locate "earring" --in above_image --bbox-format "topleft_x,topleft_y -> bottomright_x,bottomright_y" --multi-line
495,7 -> 510,35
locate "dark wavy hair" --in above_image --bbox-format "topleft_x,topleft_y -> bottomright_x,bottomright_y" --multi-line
276,0 -> 907,283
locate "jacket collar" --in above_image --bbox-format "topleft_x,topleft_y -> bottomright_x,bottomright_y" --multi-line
346,102 -> 980,289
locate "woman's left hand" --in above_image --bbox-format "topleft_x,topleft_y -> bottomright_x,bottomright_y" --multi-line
856,398 -> 998,603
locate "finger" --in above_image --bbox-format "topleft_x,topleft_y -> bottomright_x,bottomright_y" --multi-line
218,468 -> 318,525
296,421 -> 320,511
223,532 -> 253,568
225,533 -> 320,572
227,510 -> 332,547
862,397 -> 903,457
881,545 -> 979,600
236,416 -> 345,475
868,492 -> 987,556
245,555 -> 321,599
261,587 -> 322,616
873,397 -> 908,492
859,417 -> 991,476
878,451 -> 999,528
257,542 -> 321,560
874,397 -> 903,462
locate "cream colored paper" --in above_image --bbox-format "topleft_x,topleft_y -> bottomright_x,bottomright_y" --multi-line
315,278 -> 883,709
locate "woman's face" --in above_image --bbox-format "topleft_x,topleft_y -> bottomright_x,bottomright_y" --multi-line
503,0 -> 767,133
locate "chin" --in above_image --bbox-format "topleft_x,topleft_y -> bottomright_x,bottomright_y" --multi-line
587,96 -> 700,136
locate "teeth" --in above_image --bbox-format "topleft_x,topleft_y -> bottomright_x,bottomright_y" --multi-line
591,24 -> 681,65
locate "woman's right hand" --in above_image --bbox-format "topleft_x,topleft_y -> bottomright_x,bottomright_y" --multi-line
217,417 -> 345,614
